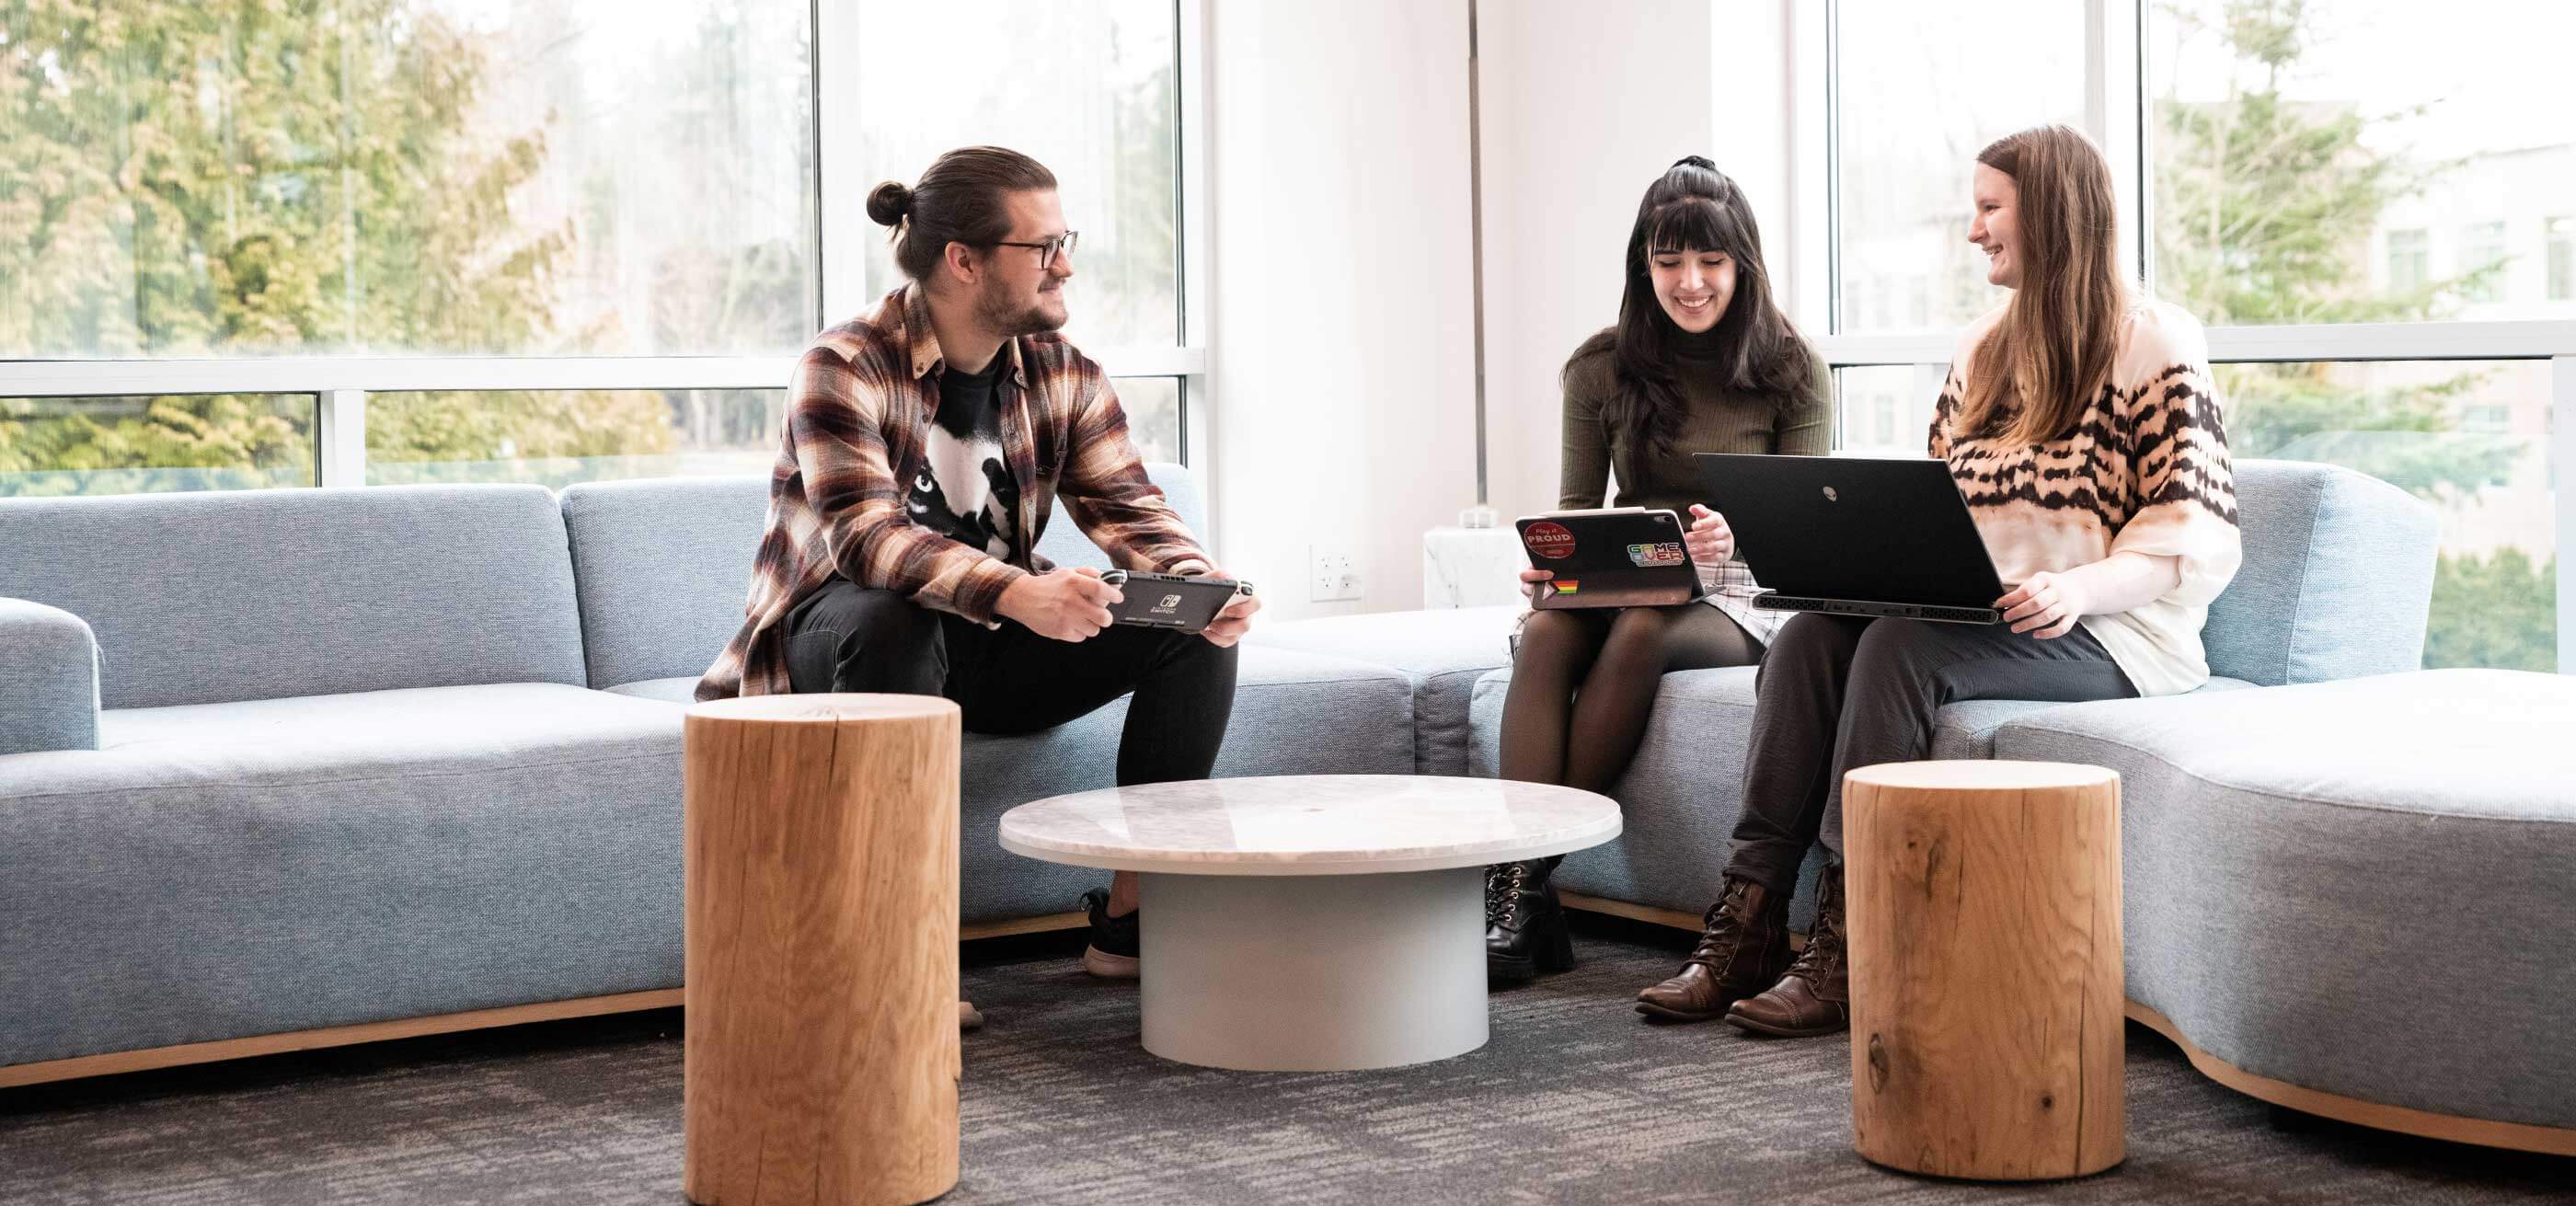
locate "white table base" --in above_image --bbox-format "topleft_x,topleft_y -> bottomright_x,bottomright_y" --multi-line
1138,867 -> 1487,1072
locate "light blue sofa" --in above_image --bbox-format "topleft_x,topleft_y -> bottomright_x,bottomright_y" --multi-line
1455,459 -> 2446,922
6,457 -> 2571,1153
0,465 -> 1416,1079
1276,459 -> 2576,1146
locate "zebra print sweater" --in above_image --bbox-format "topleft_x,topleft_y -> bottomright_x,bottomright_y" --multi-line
1929,300 -> 2242,696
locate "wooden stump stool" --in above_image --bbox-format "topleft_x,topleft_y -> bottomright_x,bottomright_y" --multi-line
1845,760 -> 2123,1181
683,695 -> 961,1206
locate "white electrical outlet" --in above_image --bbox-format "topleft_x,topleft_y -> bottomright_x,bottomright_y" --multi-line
1309,544 -> 1363,602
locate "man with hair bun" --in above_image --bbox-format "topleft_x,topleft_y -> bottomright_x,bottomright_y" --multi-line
702,145 -> 1259,993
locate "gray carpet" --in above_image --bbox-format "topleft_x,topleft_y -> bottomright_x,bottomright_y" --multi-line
6,924 -> 2572,1205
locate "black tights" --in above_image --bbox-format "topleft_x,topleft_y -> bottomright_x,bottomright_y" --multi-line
1498,603 -> 1763,794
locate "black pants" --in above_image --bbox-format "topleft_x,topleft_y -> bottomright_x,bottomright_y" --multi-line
782,579 -> 1239,787
1722,614 -> 2136,893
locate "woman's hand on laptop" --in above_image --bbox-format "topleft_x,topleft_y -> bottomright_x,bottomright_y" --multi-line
1519,568 -> 1555,603
1201,580 -> 1262,648
1996,570 -> 2089,638
1685,504 -> 1736,568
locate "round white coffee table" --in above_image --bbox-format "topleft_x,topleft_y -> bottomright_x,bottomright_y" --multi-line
998,774 -> 1619,1072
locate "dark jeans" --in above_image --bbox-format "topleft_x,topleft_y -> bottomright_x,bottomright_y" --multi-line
1722,613 -> 2136,893
782,579 -> 1239,787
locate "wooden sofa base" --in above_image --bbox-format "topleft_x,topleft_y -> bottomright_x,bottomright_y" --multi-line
0,911 -> 1087,1091
1554,893 -> 2576,1157
13,899 -> 2576,1159
2121,1002 -> 2576,1157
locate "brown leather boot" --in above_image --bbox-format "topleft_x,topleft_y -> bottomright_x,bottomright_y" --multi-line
1725,862 -> 1847,1038
1635,876 -> 1794,1021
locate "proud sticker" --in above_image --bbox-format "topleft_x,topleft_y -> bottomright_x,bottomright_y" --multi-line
1525,522 -> 1577,560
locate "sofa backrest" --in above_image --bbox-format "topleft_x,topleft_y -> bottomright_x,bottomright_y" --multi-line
558,474 -> 771,691
2203,459 -> 2439,687
0,485 -> 588,709
558,462 -> 1204,689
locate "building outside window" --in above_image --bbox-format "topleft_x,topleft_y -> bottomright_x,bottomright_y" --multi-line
2387,230 -> 2432,295
2549,216 -> 2574,302
2462,222 -> 2509,304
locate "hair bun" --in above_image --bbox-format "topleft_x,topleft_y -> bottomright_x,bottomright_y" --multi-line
1673,155 -> 1717,171
866,180 -> 914,226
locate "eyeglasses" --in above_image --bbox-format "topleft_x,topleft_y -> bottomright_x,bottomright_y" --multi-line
987,230 -> 1079,270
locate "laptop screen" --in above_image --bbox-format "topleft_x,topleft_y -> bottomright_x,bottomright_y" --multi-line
1691,455 -> 2005,608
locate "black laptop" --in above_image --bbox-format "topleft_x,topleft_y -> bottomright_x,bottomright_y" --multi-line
1512,508 -> 1706,610
1691,454 -> 2005,625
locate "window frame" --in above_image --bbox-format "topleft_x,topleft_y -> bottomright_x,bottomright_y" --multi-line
0,0 -> 1210,479
1788,0 -> 2576,672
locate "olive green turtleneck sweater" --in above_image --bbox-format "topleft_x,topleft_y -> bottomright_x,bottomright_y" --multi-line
1558,327 -> 1834,511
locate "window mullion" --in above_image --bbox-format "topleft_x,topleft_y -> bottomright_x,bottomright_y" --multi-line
1788,0 -> 1835,337
317,388 -> 366,488
814,0 -> 866,323
2087,0 -> 2149,287
2559,355 -> 2575,674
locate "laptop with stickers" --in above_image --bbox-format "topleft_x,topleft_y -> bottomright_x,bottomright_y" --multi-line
1512,508 -> 1705,610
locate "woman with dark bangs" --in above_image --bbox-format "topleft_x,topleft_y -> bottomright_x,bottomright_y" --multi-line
1486,155 -> 1831,982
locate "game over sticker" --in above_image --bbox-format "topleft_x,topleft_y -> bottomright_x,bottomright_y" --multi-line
1627,541 -> 1685,568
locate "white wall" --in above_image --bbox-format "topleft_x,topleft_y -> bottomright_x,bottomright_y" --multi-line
1202,0 -> 1801,618
1203,0 -> 1479,622
1475,2 -> 1805,525
1475,1 -> 1719,524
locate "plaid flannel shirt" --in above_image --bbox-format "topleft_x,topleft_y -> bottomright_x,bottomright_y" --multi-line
696,284 -> 1212,701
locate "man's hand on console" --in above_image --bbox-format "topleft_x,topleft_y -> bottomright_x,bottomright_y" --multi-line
1200,579 -> 1261,648
997,567 -> 1122,642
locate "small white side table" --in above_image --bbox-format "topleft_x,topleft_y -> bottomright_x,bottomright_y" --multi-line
999,774 -> 1619,1072
1421,525 -> 1528,609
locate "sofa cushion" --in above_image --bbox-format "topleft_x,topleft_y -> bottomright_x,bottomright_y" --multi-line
560,476 -> 772,690
1248,605 -> 1521,775
1993,669 -> 2576,1130
2203,460 -> 2438,687
1932,675 -> 2253,758
566,463 -> 1207,691
0,683 -> 685,1067
0,486 -> 587,709
0,598 -> 99,755
1464,664 -> 2252,923
605,645 -> 1417,924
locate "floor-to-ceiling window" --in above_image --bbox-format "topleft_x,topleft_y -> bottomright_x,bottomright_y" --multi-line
0,0 -> 1202,495
1810,0 -> 2575,672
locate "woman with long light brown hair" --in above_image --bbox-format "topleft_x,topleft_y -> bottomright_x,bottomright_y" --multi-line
1635,124 -> 2242,1035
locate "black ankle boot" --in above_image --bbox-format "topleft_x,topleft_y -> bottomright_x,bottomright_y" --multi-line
1486,856 -> 1573,982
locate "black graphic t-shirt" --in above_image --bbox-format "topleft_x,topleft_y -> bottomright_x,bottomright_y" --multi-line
905,355 -> 1025,566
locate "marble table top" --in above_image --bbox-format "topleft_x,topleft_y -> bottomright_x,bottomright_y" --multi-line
997,775 -> 1622,876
